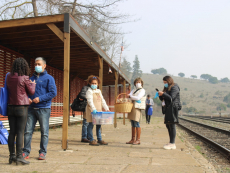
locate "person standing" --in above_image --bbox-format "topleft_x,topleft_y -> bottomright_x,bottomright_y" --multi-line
145,95 -> 154,124
79,79 -> 90,143
7,58 -> 36,165
126,78 -> 146,145
23,57 -> 57,160
85,76 -> 110,146
158,76 -> 181,150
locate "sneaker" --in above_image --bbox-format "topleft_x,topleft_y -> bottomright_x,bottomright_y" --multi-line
38,153 -> 46,160
163,144 -> 176,150
98,140 -> 108,145
22,153 -> 29,159
89,140 -> 99,146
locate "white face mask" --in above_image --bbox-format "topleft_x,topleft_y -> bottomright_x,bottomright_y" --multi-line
136,83 -> 142,88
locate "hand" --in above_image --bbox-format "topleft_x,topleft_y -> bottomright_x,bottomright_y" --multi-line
33,97 -> 40,104
127,94 -> 130,97
158,91 -> 164,96
106,110 -> 111,112
136,100 -> 141,103
79,98 -> 83,101
29,98 -> 33,105
30,80 -> 36,84
93,109 -> 97,114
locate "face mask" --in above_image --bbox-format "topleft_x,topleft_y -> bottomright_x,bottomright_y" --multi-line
35,66 -> 43,73
91,85 -> 97,90
136,83 -> 142,88
164,83 -> 168,88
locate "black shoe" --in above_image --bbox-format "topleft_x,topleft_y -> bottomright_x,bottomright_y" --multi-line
16,151 -> 30,165
9,155 -> 16,164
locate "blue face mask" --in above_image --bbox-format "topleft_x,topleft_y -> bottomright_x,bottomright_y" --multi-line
91,85 -> 97,90
35,66 -> 43,73
164,83 -> 168,88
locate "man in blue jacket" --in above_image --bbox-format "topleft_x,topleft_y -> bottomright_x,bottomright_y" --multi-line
23,57 -> 57,160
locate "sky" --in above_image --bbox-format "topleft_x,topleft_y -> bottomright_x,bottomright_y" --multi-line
117,0 -> 230,79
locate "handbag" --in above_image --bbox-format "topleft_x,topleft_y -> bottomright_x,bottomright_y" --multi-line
0,73 -> 9,116
133,88 -> 146,110
0,121 -> 8,145
147,107 -> 153,116
164,99 -> 179,124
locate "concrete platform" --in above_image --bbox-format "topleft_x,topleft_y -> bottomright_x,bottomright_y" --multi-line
0,117 -> 216,173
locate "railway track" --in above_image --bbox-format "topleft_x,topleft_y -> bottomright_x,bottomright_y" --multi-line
183,115 -> 230,124
178,117 -> 230,159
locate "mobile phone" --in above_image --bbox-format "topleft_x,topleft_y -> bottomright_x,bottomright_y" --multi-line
156,88 -> 159,91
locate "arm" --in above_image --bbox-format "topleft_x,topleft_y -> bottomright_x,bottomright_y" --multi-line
100,90 -> 109,111
24,76 -> 36,96
86,89 -> 96,111
162,86 -> 179,101
39,77 -> 57,102
130,89 -> 145,101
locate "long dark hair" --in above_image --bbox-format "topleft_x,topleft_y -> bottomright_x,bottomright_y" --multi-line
11,58 -> 30,76
163,76 -> 174,92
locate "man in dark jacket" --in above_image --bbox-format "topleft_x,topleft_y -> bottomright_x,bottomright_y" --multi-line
79,84 -> 90,143
23,57 -> 57,160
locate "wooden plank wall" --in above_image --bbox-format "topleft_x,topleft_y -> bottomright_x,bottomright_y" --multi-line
0,45 -> 126,120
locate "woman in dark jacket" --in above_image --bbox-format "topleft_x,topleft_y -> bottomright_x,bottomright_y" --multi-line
158,76 -> 181,150
7,58 -> 36,165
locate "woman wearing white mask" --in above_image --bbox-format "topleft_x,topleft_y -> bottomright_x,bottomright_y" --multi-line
126,77 -> 146,145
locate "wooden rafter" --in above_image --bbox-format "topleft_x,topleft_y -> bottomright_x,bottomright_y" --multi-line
0,14 -> 64,29
46,23 -> 64,42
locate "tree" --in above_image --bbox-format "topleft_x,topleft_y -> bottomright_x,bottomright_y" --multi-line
208,77 -> 218,84
223,93 -> 230,103
220,77 -> 230,83
184,107 -> 197,113
131,55 -> 142,86
120,57 -> 132,79
178,72 -> 185,77
200,74 -> 212,80
0,0 -> 134,63
216,104 -> 226,111
151,68 -> 167,75
191,75 -> 197,79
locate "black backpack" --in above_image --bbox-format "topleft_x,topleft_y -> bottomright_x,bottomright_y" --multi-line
71,87 -> 89,112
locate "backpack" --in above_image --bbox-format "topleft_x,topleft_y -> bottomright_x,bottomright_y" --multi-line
0,121 -> 8,145
71,86 -> 89,112
0,73 -> 9,116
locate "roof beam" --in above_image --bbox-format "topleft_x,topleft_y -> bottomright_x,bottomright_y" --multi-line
46,23 -> 64,42
0,14 -> 64,29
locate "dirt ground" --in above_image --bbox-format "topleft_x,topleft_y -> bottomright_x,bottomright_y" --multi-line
0,117 -> 216,173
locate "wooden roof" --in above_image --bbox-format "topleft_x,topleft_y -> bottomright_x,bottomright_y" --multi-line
0,13 -> 130,85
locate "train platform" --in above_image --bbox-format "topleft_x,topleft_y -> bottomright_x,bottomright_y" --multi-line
0,117 -> 216,173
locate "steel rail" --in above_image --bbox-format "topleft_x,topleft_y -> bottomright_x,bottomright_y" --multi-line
177,117 -> 230,159
182,115 -> 230,124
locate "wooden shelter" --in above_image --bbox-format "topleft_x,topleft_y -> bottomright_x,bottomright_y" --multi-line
0,13 -> 130,150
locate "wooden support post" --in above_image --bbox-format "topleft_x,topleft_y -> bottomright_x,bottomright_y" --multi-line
114,71 -> 118,128
62,32 -> 70,150
123,80 -> 126,125
98,55 -> 103,91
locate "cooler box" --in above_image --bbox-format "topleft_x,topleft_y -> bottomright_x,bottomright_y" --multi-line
92,112 -> 114,125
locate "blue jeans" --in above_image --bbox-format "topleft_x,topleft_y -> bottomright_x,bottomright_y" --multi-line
82,118 -> 89,139
23,108 -> 51,156
131,120 -> 140,127
88,123 -> 102,142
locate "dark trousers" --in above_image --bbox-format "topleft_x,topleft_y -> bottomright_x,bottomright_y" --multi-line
166,124 -> 176,143
8,106 -> 28,155
145,106 -> 151,123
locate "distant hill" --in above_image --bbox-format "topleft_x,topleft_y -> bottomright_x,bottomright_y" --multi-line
139,73 -> 230,115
